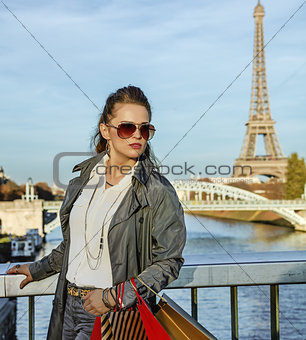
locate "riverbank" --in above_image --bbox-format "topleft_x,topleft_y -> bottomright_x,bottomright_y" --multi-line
186,210 -> 306,228
0,235 -> 11,263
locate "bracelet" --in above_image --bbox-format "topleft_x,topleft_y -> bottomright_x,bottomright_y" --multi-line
109,288 -> 119,310
102,288 -> 116,311
106,289 -> 116,311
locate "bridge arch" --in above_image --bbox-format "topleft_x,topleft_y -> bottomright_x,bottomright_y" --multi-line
171,180 -> 306,230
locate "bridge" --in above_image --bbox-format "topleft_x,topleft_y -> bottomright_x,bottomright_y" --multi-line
42,201 -> 62,212
171,180 -> 306,231
42,201 -> 62,233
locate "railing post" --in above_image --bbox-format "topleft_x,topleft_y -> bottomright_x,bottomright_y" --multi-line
270,284 -> 279,340
230,286 -> 238,340
29,296 -> 35,340
191,287 -> 198,321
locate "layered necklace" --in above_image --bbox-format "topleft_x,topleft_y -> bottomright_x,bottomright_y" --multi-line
84,174 -> 129,270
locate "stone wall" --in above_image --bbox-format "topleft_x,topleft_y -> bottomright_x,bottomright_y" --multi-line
0,200 -> 43,236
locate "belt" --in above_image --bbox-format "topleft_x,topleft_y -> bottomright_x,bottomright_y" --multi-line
67,286 -> 94,298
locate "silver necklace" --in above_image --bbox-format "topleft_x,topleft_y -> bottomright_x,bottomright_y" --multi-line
84,177 -> 128,270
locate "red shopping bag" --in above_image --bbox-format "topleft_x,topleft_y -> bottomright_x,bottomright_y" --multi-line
90,316 -> 101,340
131,277 -> 171,340
90,279 -> 170,340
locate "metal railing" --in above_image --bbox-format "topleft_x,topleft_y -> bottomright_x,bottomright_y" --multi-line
1,251 -> 306,340
42,200 -> 62,211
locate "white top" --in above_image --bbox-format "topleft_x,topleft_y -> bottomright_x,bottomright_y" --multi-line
66,154 -> 136,288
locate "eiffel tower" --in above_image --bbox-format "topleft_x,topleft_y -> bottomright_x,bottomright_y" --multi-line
233,1 -> 287,181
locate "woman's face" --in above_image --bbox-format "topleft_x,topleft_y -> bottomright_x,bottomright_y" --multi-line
100,103 -> 150,163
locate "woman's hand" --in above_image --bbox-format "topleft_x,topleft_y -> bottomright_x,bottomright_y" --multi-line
83,288 -> 116,316
6,264 -> 33,289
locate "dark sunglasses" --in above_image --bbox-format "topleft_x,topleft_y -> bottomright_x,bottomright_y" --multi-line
106,122 -> 156,140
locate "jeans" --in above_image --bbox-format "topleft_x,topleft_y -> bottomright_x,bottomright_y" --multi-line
62,293 -> 97,340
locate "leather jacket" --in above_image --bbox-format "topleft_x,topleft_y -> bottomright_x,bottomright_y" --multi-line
29,151 -> 186,339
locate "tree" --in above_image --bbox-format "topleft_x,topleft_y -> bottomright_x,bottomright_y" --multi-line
285,153 -> 306,199
35,182 -> 55,200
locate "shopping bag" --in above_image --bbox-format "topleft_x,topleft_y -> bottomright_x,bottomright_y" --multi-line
90,316 -> 102,340
90,281 -> 148,340
131,277 -> 171,340
155,294 -> 217,340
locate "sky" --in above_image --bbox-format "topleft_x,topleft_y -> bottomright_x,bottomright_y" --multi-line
1,0 -> 305,187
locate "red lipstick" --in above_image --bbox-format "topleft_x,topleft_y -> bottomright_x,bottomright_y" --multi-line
130,143 -> 142,149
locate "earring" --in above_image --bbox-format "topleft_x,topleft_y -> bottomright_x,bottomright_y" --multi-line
106,140 -> 110,156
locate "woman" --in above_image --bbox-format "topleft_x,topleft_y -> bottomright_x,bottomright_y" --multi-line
7,85 -> 186,339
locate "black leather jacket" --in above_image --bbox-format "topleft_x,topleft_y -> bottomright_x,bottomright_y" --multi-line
29,151 -> 186,339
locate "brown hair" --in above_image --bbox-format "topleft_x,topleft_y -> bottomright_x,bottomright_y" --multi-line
93,85 -> 154,160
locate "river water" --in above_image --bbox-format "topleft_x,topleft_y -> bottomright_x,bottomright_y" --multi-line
15,215 -> 306,339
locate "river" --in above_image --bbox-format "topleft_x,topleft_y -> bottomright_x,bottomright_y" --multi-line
15,215 -> 306,339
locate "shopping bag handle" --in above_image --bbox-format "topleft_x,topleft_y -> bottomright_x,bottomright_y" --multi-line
131,276 -> 167,303
130,277 -> 142,304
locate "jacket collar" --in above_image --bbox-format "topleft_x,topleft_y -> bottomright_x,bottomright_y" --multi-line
61,151 -> 154,228
72,152 -> 104,174
72,151 -> 154,187
133,154 -> 154,186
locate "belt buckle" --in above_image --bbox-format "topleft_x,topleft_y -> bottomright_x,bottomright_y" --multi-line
67,285 -> 91,298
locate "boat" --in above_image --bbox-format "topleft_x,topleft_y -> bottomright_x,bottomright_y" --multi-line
26,228 -> 43,250
11,236 -> 35,261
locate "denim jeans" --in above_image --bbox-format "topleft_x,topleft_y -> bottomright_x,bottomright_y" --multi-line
62,293 -> 97,340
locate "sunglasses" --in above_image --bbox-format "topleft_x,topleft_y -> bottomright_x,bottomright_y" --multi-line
106,122 -> 156,140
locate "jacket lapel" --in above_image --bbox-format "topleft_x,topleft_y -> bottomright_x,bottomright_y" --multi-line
60,152 -> 105,218
108,156 -> 154,231
108,188 -> 141,232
